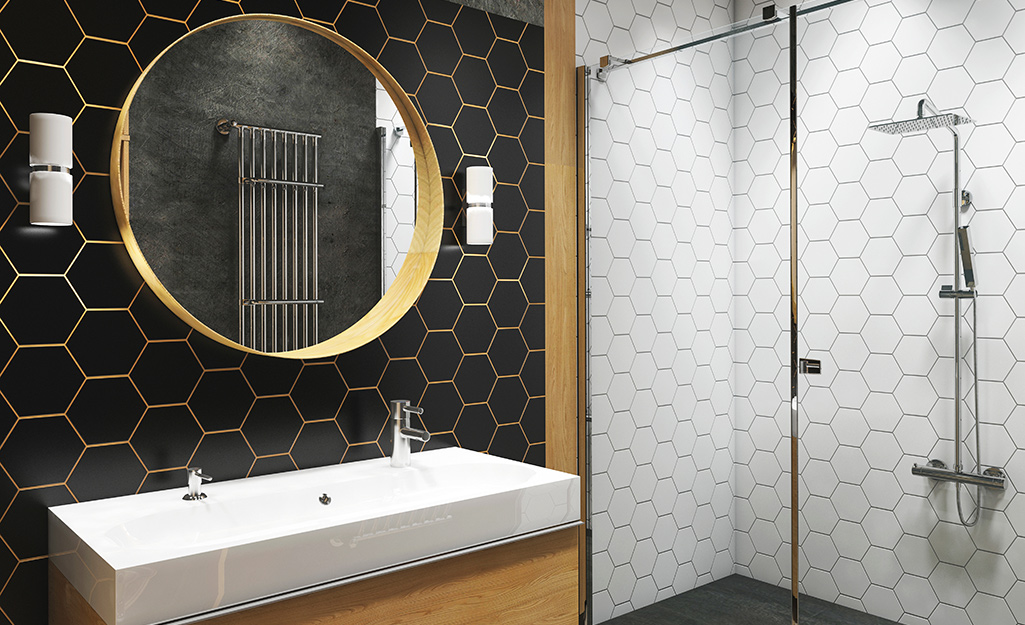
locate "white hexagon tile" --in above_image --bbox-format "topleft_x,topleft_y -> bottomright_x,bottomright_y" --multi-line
578,0 -> 1025,623
377,82 -> 415,290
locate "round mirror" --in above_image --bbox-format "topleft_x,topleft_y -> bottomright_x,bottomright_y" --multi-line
111,15 -> 442,358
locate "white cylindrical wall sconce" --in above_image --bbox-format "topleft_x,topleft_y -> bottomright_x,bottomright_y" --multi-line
29,112 -> 73,226
29,171 -> 73,226
465,165 -> 493,246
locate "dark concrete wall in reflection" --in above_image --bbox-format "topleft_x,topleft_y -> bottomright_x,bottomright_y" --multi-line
452,0 -> 543,25
129,19 -> 380,345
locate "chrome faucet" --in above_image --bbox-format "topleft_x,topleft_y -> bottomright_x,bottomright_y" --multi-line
183,467 -> 213,500
390,399 -> 430,467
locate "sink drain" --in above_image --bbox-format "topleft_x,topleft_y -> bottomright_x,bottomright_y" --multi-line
319,493 -> 331,505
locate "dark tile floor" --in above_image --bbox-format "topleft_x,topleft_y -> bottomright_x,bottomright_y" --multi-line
602,575 -> 900,625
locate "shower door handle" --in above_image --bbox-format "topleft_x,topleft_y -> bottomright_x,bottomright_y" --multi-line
799,358 -> 821,374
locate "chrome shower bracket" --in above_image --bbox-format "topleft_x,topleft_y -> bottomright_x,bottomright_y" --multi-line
961,189 -> 972,212
595,56 -> 627,82
215,118 -> 237,136
939,285 -> 976,299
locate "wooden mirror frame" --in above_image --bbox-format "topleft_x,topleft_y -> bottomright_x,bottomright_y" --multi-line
110,14 -> 443,359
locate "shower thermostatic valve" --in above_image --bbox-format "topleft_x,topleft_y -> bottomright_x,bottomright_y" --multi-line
911,462 -> 1005,490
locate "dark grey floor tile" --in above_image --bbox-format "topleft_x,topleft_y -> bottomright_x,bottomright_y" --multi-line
602,575 -> 900,625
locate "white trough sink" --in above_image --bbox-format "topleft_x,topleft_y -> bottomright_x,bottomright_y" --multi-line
49,447 -> 580,625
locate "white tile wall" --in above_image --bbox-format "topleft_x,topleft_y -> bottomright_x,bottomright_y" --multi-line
579,1 -> 737,621
579,0 -> 1025,623
377,81 -> 416,291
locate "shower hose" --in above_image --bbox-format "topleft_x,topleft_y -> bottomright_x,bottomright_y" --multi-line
956,298 -> 981,527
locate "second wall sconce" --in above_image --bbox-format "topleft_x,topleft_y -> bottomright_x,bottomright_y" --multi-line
29,112 -> 73,227
465,165 -> 494,246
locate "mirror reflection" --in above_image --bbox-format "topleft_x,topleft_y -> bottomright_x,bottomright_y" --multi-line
122,18 -> 415,353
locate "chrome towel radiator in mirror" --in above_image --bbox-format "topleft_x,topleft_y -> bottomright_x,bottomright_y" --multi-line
218,119 -> 324,352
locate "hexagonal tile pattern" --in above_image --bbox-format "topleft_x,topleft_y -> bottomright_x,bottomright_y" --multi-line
0,3 -> 547,622
578,0 -> 1025,623
580,0 -> 739,619
3,0 -> 1024,621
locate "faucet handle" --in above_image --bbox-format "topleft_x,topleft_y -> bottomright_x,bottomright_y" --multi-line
403,404 -> 423,415
188,467 -> 213,482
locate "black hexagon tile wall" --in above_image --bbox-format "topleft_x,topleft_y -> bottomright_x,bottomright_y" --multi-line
0,1 -> 545,622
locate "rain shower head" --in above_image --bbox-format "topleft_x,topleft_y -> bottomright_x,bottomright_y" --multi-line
868,112 -> 973,135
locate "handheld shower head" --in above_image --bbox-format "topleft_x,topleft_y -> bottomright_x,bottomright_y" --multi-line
957,226 -> 975,289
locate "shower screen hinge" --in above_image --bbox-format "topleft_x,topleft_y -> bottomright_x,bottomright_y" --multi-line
596,56 -> 626,82
799,358 -> 821,374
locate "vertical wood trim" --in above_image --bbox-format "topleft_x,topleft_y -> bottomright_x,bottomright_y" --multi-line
543,0 -> 577,477
544,0 -> 580,616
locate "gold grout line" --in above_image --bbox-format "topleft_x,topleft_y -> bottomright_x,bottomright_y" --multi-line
286,393 -> 303,420
79,34 -> 137,48
197,426 -> 244,436
62,0 -> 85,37
79,438 -> 137,450
0,468 -> 14,522
4,58 -> 66,71
59,454 -> 86,503
181,0 -> 203,27
12,552 -> 52,565
125,1 -> 147,40
125,39 -> 144,72
137,13 -> 189,29
62,36 -> 87,71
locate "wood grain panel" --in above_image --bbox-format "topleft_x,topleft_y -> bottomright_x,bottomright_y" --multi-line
52,529 -> 578,625
541,0 -> 582,614
543,1 -> 581,615
543,0 -> 577,477
49,562 -> 106,625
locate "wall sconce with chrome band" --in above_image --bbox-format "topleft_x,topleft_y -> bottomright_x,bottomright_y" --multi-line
29,112 -> 73,226
465,165 -> 493,246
